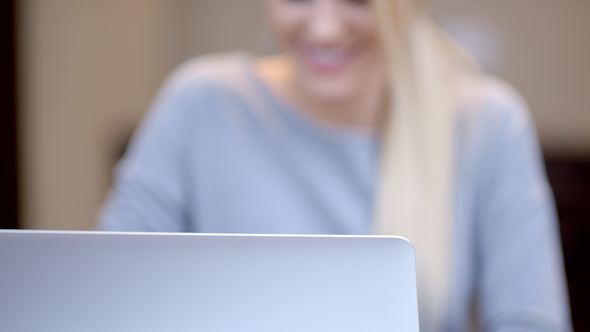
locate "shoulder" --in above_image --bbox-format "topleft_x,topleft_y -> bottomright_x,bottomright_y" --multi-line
478,76 -> 530,125
454,74 -> 545,181
171,52 -> 249,84
159,52 -> 254,101
142,51 -> 268,131
457,75 -> 534,146
132,53 -> 256,142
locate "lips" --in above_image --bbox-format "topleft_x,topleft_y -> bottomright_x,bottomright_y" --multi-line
300,46 -> 356,74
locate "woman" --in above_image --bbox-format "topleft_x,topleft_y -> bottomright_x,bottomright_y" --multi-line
97,0 -> 571,331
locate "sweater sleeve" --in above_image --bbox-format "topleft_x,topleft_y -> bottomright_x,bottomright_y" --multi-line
474,84 -> 572,332
95,65 -> 200,232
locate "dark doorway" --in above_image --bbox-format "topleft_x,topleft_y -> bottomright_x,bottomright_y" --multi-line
0,0 -> 18,229
546,156 -> 590,332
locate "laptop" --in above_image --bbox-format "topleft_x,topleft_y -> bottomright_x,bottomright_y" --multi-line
0,230 -> 419,332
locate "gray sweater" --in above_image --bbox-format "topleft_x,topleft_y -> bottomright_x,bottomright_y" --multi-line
98,53 -> 571,332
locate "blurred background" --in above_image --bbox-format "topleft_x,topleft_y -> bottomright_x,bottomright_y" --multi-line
0,0 -> 588,330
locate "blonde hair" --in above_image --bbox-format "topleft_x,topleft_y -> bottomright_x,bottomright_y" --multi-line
371,0 -> 479,331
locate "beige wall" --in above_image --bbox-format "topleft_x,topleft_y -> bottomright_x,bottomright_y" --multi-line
18,0 -> 172,230
17,0 -> 267,230
17,0 -> 590,230
431,0 -> 590,155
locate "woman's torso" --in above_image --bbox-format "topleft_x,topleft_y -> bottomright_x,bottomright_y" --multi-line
98,52 -> 568,332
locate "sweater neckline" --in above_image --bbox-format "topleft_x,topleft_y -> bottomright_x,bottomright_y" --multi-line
240,53 -> 379,146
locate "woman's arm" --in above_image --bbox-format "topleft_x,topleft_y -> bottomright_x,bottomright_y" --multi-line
96,65 -> 200,232
475,84 -> 572,332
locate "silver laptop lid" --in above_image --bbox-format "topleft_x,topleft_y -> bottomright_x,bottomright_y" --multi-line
0,230 -> 419,332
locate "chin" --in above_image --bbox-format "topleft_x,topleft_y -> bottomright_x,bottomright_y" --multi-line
303,76 -> 359,103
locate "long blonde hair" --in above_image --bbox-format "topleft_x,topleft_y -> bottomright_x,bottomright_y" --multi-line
371,0 -> 479,331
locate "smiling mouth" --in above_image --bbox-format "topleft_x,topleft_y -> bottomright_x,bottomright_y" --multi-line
300,46 -> 357,74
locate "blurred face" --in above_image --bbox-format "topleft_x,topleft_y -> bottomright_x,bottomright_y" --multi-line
265,0 -> 383,103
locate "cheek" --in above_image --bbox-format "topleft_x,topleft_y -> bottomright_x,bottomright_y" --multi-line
340,5 -> 380,48
353,17 -> 380,49
265,2 -> 306,49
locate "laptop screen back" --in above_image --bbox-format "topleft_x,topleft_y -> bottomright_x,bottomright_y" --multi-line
0,231 -> 419,332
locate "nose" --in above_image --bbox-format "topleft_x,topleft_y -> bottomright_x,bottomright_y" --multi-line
306,0 -> 346,46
